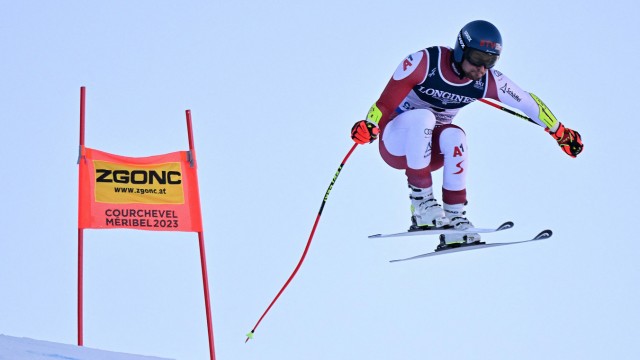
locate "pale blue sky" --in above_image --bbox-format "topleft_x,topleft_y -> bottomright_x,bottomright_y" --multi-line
2,1 -> 639,359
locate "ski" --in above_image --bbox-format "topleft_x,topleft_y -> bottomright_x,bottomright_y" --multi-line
368,221 -> 514,239
389,229 -> 553,262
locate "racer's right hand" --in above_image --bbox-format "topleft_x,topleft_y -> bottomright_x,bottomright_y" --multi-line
351,120 -> 379,144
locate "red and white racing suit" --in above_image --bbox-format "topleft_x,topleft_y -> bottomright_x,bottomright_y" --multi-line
367,46 -> 561,205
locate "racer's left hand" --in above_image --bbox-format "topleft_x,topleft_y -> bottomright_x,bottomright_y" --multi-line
547,122 -> 583,158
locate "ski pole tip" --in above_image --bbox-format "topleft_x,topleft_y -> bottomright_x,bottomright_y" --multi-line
245,330 -> 255,343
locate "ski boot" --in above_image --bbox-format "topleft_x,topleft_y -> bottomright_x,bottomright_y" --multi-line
408,184 -> 450,231
435,202 -> 483,251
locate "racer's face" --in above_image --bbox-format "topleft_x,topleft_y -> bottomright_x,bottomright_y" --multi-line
461,59 -> 487,81
460,48 -> 499,80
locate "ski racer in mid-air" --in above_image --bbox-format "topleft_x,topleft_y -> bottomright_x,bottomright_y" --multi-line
350,20 -> 583,249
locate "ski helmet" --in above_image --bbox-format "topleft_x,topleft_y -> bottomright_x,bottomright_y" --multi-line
453,20 -> 502,69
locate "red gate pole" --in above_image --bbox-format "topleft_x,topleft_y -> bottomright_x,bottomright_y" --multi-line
77,86 -> 86,346
185,110 -> 216,360
198,231 -> 215,360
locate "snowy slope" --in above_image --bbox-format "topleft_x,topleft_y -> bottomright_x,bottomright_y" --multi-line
0,335 -> 173,360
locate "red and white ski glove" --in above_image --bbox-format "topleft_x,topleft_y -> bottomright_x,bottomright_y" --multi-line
546,122 -> 583,158
351,120 -> 379,144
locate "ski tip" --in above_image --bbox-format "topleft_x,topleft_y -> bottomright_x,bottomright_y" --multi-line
497,221 -> 515,231
533,229 -> 553,240
369,234 -> 382,238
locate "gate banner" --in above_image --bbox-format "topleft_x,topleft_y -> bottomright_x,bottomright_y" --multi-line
78,147 -> 203,232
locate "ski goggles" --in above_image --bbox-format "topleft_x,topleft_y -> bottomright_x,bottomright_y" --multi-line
464,48 -> 499,69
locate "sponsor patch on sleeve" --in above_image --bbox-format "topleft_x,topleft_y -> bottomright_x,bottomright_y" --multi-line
392,51 -> 424,81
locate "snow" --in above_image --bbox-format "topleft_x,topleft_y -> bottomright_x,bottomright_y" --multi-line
0,335 -> 173,360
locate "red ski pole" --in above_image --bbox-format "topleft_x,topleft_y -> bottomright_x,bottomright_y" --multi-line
478,98 -> 537,124
246,143 -> 359,343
